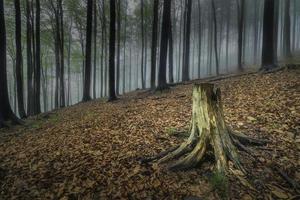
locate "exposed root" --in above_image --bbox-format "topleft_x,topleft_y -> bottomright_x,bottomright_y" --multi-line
144,84 -> 266,175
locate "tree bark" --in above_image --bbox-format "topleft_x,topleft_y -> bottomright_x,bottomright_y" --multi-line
212,0 -> 219,76
146,83 -> 265,174
108,0 -> 117,101
93,0 -> 97,98
82,0 -> 93,102
157,0 -> 172,90
0,0 -> 21,126
261,0 -> 276,70
284,0 -> 292,58
14,0 -> 26,118
140,0 -> 145,89
237,0 -> 245,71
116,0 -> 121,94
34,0 -> 41,115
182,0 -> 192,82
150,0 -> 159,89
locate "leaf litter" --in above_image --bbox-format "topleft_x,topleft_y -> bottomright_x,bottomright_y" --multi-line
0,68 -> 300,199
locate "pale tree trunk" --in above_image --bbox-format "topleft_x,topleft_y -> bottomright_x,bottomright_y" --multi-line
145,83 -> 266,174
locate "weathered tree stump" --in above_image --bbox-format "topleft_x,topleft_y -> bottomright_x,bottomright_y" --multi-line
147,83 -> 266,174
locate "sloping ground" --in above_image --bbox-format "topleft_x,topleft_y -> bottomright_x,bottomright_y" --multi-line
0,68 -> 299,199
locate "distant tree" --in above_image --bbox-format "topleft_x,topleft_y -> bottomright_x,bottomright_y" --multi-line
284,0 -> 292,58
116,0 -> 121,95
261,0 -> 276,70
14,0 -> 26,118
150,0 -> 159,89
108,0 -> 117,101
0,0 -> 20,126
182,0 -> 192,82
82,0 -> 93,102
140,0 -> 145,89
93,0 -> 97,99
157,0 -> 171,90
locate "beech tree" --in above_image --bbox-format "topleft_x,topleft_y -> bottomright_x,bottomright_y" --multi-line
108,0 -> 117,101
0,0 -> 20,126
82,0 -> 93,102
182,0 -> 192,82
150,0 -> 159,89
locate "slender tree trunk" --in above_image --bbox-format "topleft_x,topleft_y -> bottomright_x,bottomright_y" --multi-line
108,0 -> 117,100
261,0 -> 276,70
34,0 -> 41,114
59,0 -> 65,107
212,0 -> 219,76
237,0 -> 245,71
67,18 -> 73,106
122,3 -> 127,94
253,0 -> 258,63
93,0 -> 97,98
273,0 -> 279,64
284,0 -> 292,58
116,0 -> 121,94
197,0 -> 202,78
157,0 -> 171,90
226,0 -> 231,71
168,19 -> 174,84
140,0 -> 145,89
82,0 -> 93,102
182,0 -> 192,82
150,0 -> 159,89
14,0 -> 26,118
0,0 -> 20,126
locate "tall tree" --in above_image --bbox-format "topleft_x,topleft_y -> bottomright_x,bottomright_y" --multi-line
82,0 -> 93,101
108,0 -> 117,101
34,0 -> 41,114
237,0 -> 245,71
116,0 -> 121,94
14,0 -> 26,118
182,0 -> 192,82
212,0 -> 219,75
0,0 -> 20,126
59,0 -> 65,107
93,0 -> 97,98
261,0 -> 276,70
284,0 -> 292,58
150,0 -> 159,89
140,0 -> 145,89
157,0 -> 171,90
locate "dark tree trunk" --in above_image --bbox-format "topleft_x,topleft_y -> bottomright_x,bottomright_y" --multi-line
182,0 -> 192,82
122,3 -> 127,94
253,0 -> 258,63
273,0 -> 279,64
59,0 -> 65,107
140,0 -> 145,89
82,0 -> 93,102
150,0 -> 159,89
237,0 -> 245,71
93,0 -> 97,98
14,0 -> 26,118
108,0 -> 117,101
168,18 -> 174,84
261,0 -> 276,70
197,0 -> 202,78
284,0 -> 292,58
67,18 -> 73,106
116,0 -> 121,94
226,0 -> 231,71
212,0 -> 219,76
157,0 -> 171,90
26,0 -> 34,116
34,0 -> 41,115
0,0 -> 20,126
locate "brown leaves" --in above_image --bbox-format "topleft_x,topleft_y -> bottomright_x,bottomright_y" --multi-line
0,69 -> 300,199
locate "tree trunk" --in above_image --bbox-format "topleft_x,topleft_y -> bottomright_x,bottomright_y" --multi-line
34,0 -> 41,115
182,0 -> 192,82
212,0 -> 219,76
197,0 -> 202,78
93,0 -> 97,99
0,0 -> 21,126
108,0 -> 117,101
140,0 -> 145,89
14,0 -> 26,118
157,0 -> 171,90
237,0 -> 245,71
151,0 -> 159,89
284,0 -> 292,58
168,17 -> 174,84
59,0 -> 65,107
261,0 -> 276,70
82,0 -> 93,102
116,0 -> 121,94
146,83 -> 265,174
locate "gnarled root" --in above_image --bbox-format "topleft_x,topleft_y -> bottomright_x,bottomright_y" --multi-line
146,83 -> 266,175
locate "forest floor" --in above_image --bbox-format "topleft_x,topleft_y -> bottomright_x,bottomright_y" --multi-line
0,67 -> 300,200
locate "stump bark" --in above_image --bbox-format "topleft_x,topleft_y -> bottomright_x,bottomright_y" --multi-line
150,83 -> 265,174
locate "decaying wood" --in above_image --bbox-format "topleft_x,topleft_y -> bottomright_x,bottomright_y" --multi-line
146,83 -> 266,174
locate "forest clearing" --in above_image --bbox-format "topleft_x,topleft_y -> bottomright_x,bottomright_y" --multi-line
1,67 -> 299,199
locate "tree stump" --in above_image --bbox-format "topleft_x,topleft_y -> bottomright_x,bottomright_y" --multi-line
147,83 -> 266,174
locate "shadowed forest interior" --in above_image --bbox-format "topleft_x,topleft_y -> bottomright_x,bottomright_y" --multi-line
0,0 -> 300,199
